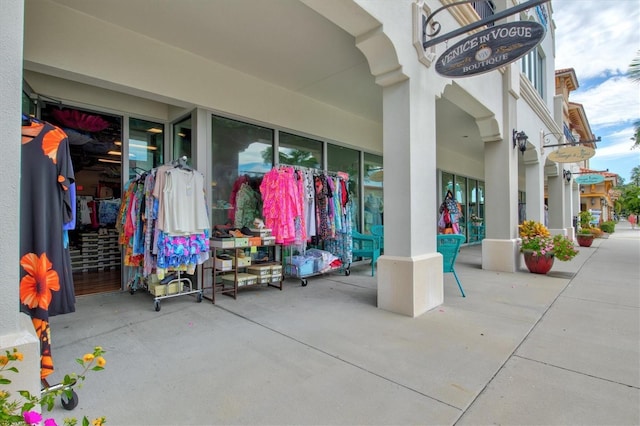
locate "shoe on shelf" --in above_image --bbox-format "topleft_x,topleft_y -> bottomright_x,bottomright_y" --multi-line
213,230 -> 233,239
230,229 -> 250,238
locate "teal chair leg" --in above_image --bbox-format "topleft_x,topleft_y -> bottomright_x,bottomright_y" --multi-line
452,270 -> 465,297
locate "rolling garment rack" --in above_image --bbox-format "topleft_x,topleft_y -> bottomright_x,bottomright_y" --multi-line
260,166 -> 352,286
118,157 -> 207,311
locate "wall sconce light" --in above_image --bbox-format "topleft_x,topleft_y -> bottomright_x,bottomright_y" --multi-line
513,129 -> 528,155
591,198 -> 595,206
580,187 -> 585,193
563,169 -> 572,183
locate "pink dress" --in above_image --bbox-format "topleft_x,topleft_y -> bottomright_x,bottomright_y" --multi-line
260,167 -> 303,244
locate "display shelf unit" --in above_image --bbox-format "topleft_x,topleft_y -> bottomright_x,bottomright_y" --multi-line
71,230 -> 121,273
202,242 -> 282,304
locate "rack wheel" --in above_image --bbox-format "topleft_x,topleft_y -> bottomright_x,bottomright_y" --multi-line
61,390 -> 78,410
345,268 -> 350,276
196,292 -> 203,303
301,279 -> 308,287
129,287 -> 135,295
154,300 -> 161,311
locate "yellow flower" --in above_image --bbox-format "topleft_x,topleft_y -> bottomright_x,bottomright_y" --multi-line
14,351 -> 24,361
92,416 -> 106,426
94,346 -> 103,352
83,353 -> 95,363
0,390 -> 8,398
96,356 -> 106,368
0,355 -> 8,366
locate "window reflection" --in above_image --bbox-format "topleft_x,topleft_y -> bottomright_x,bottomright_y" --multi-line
278,132 -> 322,169
363,153 -> 383,234
173,116 -> 192,166
327,143 -> 360,231
211,115 -> 273,226
129,118 -> 163,178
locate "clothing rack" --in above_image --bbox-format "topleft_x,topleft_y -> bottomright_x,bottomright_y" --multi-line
264,166 -> 352,285
119,156 -> 207,311
150,271 -> 200,311
277,164 -> 349,180
171,155 -> 192,171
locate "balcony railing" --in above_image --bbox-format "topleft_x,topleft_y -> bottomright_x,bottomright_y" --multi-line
473,1 -> 496,26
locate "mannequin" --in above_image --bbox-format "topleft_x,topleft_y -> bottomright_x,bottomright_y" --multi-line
438,190 -> 462,234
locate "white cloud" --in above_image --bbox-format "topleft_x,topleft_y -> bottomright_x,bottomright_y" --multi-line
570,77 -> 639,128
553,0 -> 639,78
553,0 -> 640,181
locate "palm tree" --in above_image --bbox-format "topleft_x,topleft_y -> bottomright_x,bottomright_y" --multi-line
629,50 -> 640,149
631,165 -> 640,187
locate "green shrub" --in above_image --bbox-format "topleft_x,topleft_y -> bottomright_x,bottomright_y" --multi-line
600,221 -> 615,233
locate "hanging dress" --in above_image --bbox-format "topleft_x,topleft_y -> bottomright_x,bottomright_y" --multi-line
20,120 -> 76,379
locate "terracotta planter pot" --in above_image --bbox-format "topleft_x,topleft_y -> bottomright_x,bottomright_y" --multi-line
576,234 -> 594,247
523,250 -> 554,274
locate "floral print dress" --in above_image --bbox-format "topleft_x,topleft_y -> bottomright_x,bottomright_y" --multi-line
20,120 -> 76,379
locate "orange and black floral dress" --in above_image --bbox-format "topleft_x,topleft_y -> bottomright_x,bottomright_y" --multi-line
20,120 -> 75,379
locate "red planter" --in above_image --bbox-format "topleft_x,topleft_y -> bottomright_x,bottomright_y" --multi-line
576,234 -> 594,247
523,251 -> 555,274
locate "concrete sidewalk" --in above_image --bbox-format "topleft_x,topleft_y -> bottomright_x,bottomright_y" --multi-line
47,222 -> 639,425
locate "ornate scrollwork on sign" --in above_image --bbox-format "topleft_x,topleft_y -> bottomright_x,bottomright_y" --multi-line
413,1 -> 436,67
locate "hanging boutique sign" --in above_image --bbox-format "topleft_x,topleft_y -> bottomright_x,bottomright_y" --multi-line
547,146 -> 596,163
435,21 -> 545,78
575,174 -> 605,184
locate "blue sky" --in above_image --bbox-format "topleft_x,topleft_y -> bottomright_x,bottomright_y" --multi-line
553,0 -> 640,184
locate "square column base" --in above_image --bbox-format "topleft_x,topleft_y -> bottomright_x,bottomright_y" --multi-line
377,253 -> 443,317
481,238 -> 520,272
0,314 -> 40,405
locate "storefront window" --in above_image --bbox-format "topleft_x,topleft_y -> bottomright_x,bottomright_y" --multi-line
278,132 -> 322,169
456,177 -> 467,236
211,115 -> 273,226
173,115 -> 192,166
327,143 -> 360,231
363,153 -> 383,234
441,172 -> 454,202
518,190 -> 526,223
468,179 -> 485,243
22,90 -> 35,117
441,171 -> 485,243
128,118 -> 163,178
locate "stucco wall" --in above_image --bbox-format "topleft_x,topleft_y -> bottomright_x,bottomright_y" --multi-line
23,0 -> 382,151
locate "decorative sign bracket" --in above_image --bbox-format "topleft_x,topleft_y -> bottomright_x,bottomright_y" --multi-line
422,0 -> 549,50
543,137 -> 601,149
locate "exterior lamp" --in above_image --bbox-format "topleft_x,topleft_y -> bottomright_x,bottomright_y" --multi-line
513,130 -> 528,154
563,169 -> 572,182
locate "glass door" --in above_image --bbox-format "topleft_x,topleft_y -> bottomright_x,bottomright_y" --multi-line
40,103 -> 123,295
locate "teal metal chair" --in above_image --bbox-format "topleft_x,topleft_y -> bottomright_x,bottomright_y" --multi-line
352,230 -> 381,276
370,225 -> 384,253
436,234 -> 466,297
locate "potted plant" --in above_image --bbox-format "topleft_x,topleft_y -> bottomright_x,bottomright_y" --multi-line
519,220 -> 579,274
577,211 -> 595,247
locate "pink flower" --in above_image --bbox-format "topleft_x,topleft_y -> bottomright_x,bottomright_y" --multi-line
23,411 -> 42,425
44,418 -> 59,426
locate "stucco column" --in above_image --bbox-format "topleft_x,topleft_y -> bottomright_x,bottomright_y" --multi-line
524,152 -> 545,224
481,67 -> 520,272
377,78 -> 443,317
565,180 -> 576,239
0,0 -> 40,404
547,172 -> 567,236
